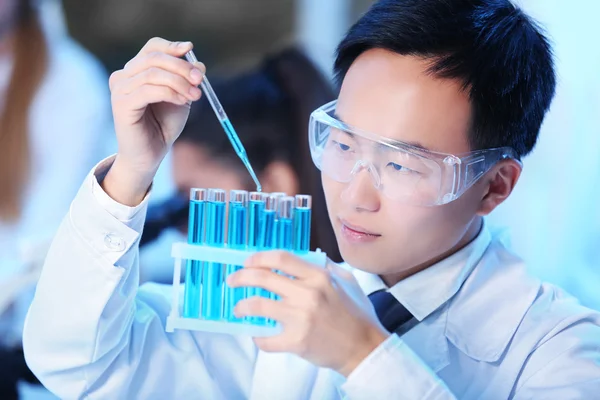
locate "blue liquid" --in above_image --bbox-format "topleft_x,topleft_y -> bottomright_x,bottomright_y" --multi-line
183,199 -> 205,318
277,218 -> 293,251
221,119 -> 262,192
243,208 -> 278,326
224,203 -> 247,323
293,207 -> 311,253
258,209 -> 279,326
248,199 -> 264,249
259,210 -> 277,250
201,200 -> 226,321
245,199 -> 265,319
268,217 -> 294,307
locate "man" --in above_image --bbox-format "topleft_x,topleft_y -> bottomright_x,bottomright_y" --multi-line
23,0 -> 600,398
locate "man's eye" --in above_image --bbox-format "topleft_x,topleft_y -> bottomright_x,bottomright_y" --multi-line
333,141 -> 351,151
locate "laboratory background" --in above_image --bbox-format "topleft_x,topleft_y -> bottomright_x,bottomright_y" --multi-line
0,0 -> 598,398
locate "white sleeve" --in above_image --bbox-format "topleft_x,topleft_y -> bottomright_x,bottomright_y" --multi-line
22,165 -> 257,399
340,334 -> 456,400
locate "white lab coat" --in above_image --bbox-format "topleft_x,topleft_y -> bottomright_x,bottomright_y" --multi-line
23,158 -> 600,399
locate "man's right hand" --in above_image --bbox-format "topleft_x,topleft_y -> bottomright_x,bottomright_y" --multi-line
102,38 -> 205,206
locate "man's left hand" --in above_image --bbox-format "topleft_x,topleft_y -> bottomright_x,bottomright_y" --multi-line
227,251 -> 390,377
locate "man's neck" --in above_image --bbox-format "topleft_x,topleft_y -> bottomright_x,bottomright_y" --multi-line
381,216 -> 484,287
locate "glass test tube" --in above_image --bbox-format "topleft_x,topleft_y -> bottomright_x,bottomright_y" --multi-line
245,193 -> 280,326
268,196 -> 295,310
183,188 -> 206,318
259,194 -> 280,250
246,192 -> 267,306
276,196 -> 295,251
201,189 -> 226,321
293,195 -> 312,253
264,192 -> 285,250
224,190 -> 248,323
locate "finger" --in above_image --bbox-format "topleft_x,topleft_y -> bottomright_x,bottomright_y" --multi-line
124,84 -> 189,110
122,67 -> 202,101
245,250 -> 323,280
108,69 -> 123,92
227,267 -> 303,298
253,335 -> 290,353
123,52 -> 205,86
234,296 -> 287,321
137,37 -> 193,58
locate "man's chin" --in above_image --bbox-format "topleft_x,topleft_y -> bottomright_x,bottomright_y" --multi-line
339,248 -> 378,271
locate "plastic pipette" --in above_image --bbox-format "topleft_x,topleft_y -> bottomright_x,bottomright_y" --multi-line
185,50 -> 262,192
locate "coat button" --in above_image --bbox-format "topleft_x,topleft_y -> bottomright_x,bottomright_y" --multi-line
104,233 -> 125,251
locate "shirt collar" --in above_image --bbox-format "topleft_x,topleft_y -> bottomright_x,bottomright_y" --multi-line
353,219 -> 492,321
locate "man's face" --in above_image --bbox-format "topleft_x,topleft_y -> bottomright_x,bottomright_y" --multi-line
323,49 -> 486,279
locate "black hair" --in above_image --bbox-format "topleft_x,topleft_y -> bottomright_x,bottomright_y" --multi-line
333,0 -> 556,158
176,48 -> 342,261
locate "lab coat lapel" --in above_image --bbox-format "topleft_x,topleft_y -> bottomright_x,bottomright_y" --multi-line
401,305 -> 451,373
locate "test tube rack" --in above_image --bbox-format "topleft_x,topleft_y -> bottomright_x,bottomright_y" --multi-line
166,189 -> 326,337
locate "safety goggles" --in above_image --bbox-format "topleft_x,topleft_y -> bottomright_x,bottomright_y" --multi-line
308,100 -> 520,206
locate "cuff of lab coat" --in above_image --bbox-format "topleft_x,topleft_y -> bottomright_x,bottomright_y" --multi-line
68,158 -> 149,267
340,334 -> 453,399
91,155 -> 151,225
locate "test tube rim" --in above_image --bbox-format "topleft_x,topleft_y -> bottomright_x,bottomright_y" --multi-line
277,196 -> 295,219
207,188 -> 226,203
295,194 -> 312,209
190,188 -> 207,201
249,192 -> 268,202
229,189 -> 249,205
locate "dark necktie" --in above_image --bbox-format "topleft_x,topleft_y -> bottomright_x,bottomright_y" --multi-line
368,290 -> 414,333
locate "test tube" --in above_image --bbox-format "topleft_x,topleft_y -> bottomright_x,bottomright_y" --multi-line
293,195 -> 312,253
268,196 -> 295,307
277,196 -> 295,251
248,192 -> 267,249
246,192 -> 267,309
259,194 -> 280,250
224,190 -> 248,322
201,189 -> 226,321
183,188 -> 206,318
259,194 -> 288,326
243,194 -> 280,326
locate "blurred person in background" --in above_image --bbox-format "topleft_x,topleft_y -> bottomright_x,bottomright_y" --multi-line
139,47 -> 341,283
0,0 -> 113,398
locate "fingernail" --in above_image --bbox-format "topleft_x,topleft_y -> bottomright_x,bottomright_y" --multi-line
178,41 -> 192,48
189,86 -> 201,98
190,68 -> 203,83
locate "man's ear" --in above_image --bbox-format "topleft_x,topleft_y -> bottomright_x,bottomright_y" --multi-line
259,161 -> 299,195
476,159 -> 522,216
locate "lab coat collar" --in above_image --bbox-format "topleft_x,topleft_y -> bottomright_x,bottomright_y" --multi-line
352,219 -> 492,321
352,219 -> 541,363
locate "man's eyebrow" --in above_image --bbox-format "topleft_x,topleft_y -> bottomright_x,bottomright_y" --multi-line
332,111 -> 430,151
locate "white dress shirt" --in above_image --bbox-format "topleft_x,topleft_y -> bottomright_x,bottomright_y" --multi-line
23,157 -> 600,399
